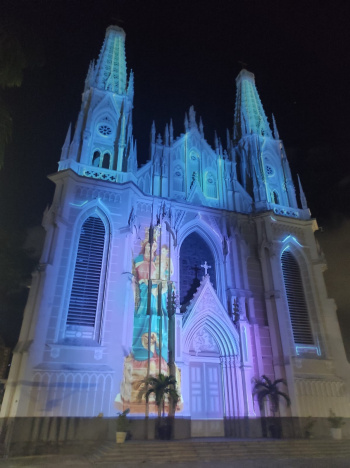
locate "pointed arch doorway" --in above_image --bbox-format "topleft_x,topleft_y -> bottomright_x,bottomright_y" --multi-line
182,277 -> 242,437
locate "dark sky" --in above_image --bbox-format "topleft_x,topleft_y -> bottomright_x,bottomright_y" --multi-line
1,0 -> 350,353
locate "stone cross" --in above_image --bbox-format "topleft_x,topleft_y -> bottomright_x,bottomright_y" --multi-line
201,261 -> 211,276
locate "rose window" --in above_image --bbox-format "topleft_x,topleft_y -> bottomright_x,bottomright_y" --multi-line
98,124 -> 112,136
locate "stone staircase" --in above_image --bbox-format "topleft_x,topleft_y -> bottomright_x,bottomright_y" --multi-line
90,439 -> 350,465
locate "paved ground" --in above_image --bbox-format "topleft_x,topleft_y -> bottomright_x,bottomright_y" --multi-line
1,454 -> 350,467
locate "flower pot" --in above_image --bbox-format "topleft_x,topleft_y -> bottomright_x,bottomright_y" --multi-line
116,431 -> 127,443
330,428 -> 342,440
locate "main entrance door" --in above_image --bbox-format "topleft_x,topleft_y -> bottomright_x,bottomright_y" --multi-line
190,360 -> 224,436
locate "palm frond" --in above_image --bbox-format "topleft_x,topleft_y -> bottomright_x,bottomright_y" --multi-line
276,391 -> 291,406
253,375 -> 291,414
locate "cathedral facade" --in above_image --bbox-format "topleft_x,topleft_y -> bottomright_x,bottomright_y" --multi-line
2,26 -> 350,435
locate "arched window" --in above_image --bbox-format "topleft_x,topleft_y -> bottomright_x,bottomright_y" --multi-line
102,152 -> 110,169
92,151 -> 101,167
281,250 -> 314,345
173,166 -> 184,192
205,172 -> 217,198
271,190 -> 279,204
180,232 -> 216,311
66,216 -> 106,340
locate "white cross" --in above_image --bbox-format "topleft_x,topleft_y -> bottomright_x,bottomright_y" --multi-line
201,261 -> 211,276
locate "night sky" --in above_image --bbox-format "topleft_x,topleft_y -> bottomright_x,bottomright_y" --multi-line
1,0 -> 350,354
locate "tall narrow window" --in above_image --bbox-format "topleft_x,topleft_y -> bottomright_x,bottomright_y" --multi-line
281,250 -> 314,345
92,151 -> 101,167
271,190 -> 279,204
173,166 -> 184,192
102,152 -> 110,169
205,172 -> 217,198
66,216 -> 105,339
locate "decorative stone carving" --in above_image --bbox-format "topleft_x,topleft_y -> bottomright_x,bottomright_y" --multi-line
94,348 -> 103,360
50,347 -> 60,359
192,328 -> 219,355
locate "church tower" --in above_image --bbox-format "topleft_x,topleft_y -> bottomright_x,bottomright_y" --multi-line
2,26 -> 349,440
233,69 -> 299,214
60,25 -> 137,178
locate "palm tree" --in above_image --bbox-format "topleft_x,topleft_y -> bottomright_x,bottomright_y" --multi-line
253,375 -> 291,417
139,373 -> 179,418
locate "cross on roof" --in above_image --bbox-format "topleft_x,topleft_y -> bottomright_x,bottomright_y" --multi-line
201,261 -> 211,276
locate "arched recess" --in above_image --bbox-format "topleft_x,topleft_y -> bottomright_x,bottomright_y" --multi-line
178,223 -> 224,308
179,232 -> 216,310
204,171 -> 217,199
271,189 -> 279,205
182,300 -> 241,419
278,239 -> 322,356
90,111 -> 118,167
183,314 -> 239,357
60,204 -> 112,344
173,164 -> 185,192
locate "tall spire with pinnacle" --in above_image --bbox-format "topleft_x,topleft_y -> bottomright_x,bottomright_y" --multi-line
59,26 -> 137,178
93,26 -> 127,94
233,69 -> 272,140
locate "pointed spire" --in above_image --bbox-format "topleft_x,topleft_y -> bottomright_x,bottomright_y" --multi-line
199,117 -> 204,137
93,26 -> 127,94
219,137 -> 223,155
233,69 -> 272,139
169,119 -> 174,144
297,174 -> 308,209
226,129 -> 231,151
272,114 -> 280,140
188,106 -> 197,129
127,70 -> 134,99
214,131 -> 219,151
164,124 -> 169,146
151,121 -> 156,144
184,112 -> 189,132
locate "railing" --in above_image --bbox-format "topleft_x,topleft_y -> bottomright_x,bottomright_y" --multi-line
58,160 -> 129,183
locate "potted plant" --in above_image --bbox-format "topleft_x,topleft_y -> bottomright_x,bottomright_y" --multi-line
253,375 -> 291,439
139,373 -> 179,440
304,416 -> 316,439
116,408 -> 130,443
328,409 -> 345,440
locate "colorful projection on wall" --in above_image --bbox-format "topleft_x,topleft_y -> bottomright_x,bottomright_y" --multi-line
116,224 -> 180,413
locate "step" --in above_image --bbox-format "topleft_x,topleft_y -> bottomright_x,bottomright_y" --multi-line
90,440 -> 350,463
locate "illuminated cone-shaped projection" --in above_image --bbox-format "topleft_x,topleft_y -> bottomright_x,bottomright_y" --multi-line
233,69 -> 272,139
93,25 -> 127,94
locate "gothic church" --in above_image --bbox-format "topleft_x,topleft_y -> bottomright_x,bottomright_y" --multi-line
2,26 -> 350,436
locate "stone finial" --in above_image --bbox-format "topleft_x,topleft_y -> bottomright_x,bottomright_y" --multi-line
169,119 -> 174,143
184,113 -> 189,132
151,121 -> 156,144
189,106 -> 197,129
